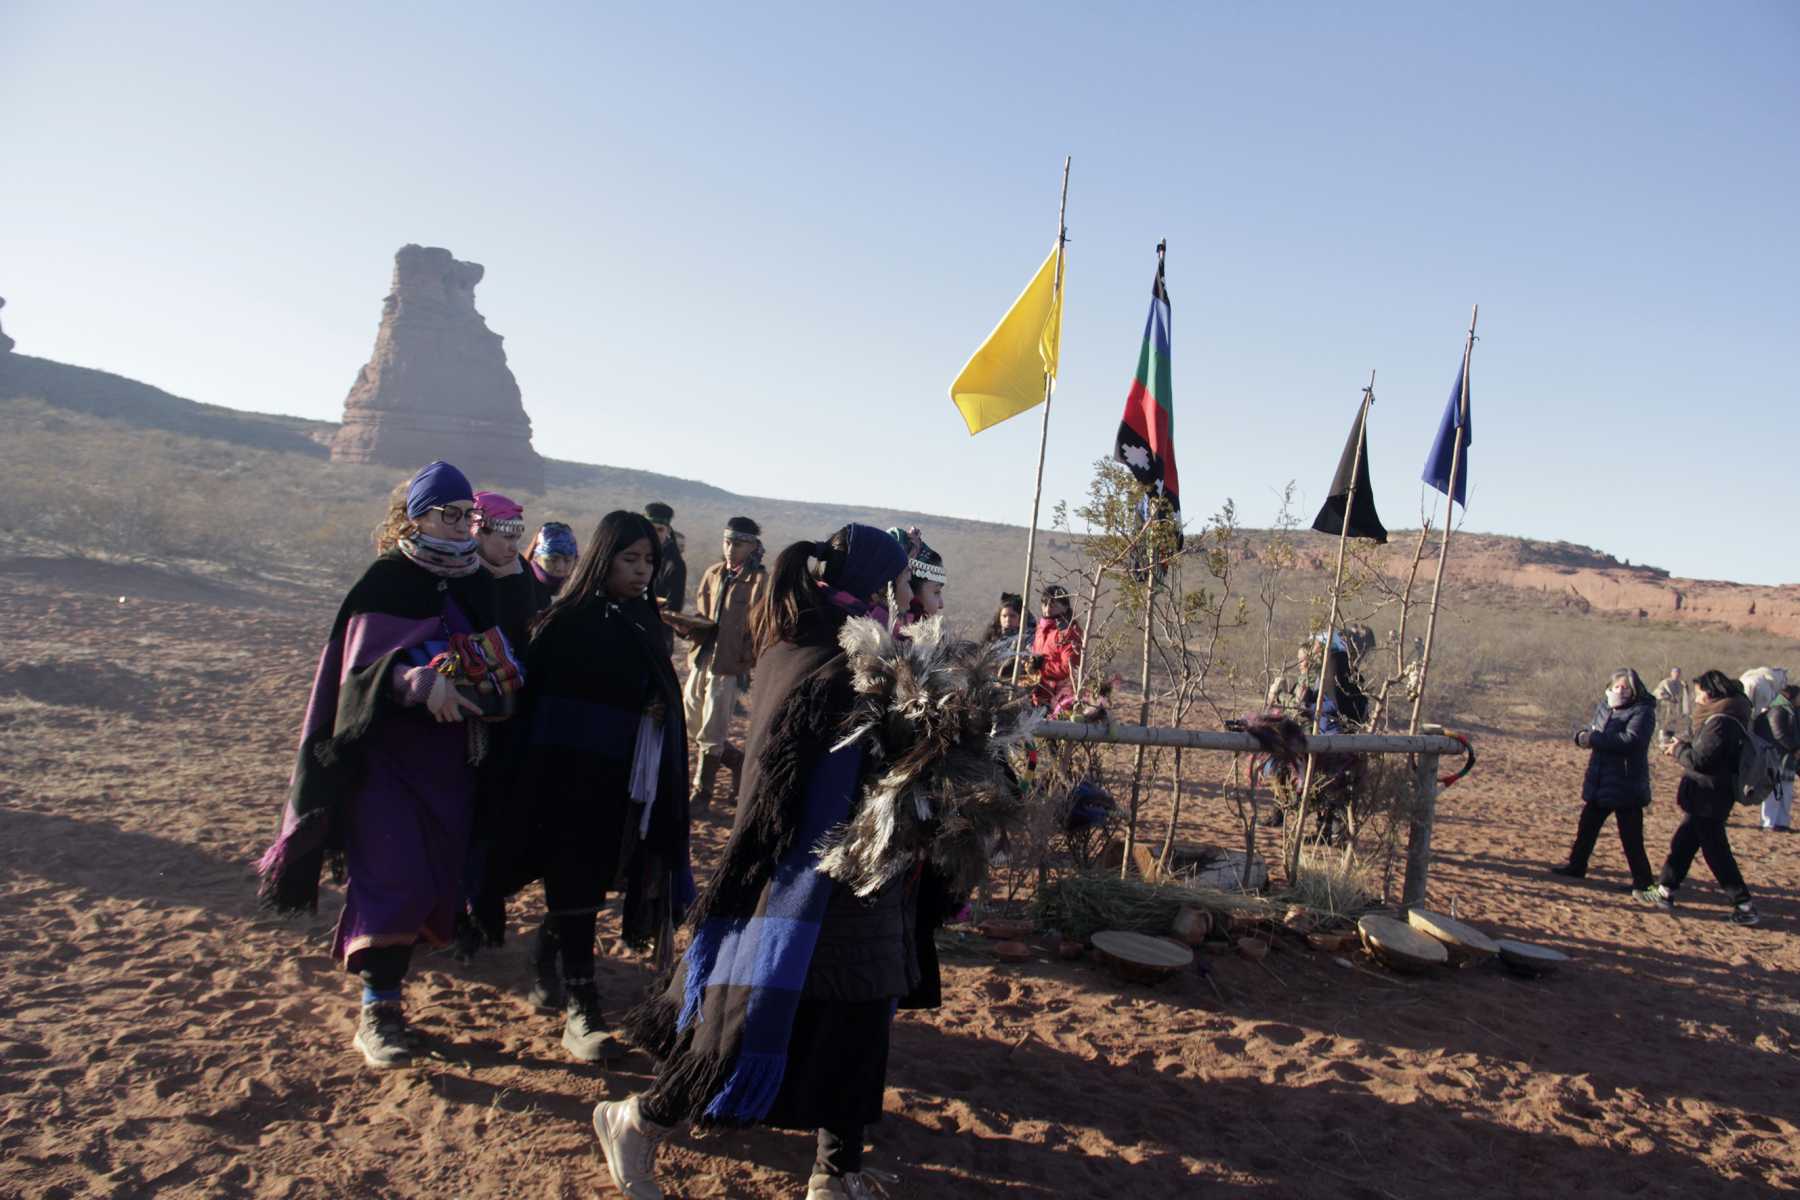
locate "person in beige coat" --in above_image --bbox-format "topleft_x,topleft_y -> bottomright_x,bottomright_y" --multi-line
681,516 -> 767,809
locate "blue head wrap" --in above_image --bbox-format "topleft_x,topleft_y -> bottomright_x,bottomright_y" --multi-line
405,460 -> 474,519
827,523 -> 910,599
535,522 -> 579,558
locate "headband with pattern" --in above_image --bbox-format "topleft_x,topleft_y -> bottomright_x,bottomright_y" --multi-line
909,557 -> 947,585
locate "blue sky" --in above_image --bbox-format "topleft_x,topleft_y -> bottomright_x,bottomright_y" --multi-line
4,2 -> 1796,583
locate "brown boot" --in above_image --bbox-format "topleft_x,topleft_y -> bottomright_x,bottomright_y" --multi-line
719,744 -> 745,805
690,751 -> 720,812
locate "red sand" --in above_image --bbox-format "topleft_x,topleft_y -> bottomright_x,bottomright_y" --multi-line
2,562 -> 1796,1198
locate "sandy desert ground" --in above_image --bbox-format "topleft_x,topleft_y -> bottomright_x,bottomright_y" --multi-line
2,556 -> 1797,1199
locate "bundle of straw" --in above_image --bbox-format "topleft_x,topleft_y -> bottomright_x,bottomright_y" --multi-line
1032,872 -> 1274,942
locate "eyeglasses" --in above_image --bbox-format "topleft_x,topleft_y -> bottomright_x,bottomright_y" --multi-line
430,505 -> 475,525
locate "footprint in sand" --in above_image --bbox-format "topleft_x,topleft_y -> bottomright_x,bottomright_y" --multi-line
1248,1022 -> 1307,1047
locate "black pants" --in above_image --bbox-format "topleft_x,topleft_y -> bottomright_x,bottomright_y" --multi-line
358,943 -> 413,994
1567,802 -> 1653,888
1659,812 -> 1751,904
815,1126 -> 863,1177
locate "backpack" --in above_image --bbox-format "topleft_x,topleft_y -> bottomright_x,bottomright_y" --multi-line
1715,714 -> 1783,808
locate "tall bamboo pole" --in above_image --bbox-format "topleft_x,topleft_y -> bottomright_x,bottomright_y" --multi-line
1287,371 -> 1376,881
1010,155 -> 1072,686
1407,304 -> 1478,735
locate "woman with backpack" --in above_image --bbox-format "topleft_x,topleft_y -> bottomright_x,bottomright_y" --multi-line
1636,669 -> 1760,926
1549,668 -> 1656,891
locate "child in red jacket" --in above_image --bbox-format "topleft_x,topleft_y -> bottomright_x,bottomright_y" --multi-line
1031,584 -> 1083,714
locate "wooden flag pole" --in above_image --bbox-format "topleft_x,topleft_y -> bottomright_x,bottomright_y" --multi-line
1407,304 -> 1478,735
1120,518 -> 1158,878
1287,370 -> 1375,882
1400,303 -> 1476,907
1010,154 -> 1072,686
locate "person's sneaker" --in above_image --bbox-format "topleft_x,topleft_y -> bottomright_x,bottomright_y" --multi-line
562,980 -> 624,1063
1730,902 -> 1760,927
1548,863 -> 1585,880
805,1171 -> 893,1199
1633,885 -> 1675,911
592,1095 -> 674,1200
353,1002 -> 415,1069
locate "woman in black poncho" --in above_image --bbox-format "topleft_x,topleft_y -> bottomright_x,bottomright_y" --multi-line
597,523 -> 917,1200
494,510 -> 692,1062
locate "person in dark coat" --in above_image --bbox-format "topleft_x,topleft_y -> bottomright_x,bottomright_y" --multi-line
1755,684 -> 1798,831
494,510 -> 693,1063
452,491 -> 540,958
1550,668 -> 1656,889
1637,669 -> 1759,925
598,523 -> 915,1200
646,502 -> 687,652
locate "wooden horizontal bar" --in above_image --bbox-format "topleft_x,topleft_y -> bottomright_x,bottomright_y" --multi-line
1033,721 -> 1465,756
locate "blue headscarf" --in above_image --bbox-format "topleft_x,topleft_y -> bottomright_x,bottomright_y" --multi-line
535,521 -> 579,558
827,523 -> 909,599
405,460 -> 475,519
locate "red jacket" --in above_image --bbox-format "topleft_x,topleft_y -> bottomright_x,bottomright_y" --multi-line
1031,618 -> 1083,710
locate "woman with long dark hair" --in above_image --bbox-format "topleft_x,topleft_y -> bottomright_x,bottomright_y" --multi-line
258,461 -> 508,1069
1637,668 -> 1760,925
493,510 -> 692,1061
1549,668 -> 1656,890
599,523 -> 915,1200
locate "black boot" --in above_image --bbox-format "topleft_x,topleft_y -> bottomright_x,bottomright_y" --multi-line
527,920 -> 565,1011
562,978 -> 625,1063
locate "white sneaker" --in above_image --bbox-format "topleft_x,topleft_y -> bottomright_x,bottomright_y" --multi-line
593,1095 -> 674,1199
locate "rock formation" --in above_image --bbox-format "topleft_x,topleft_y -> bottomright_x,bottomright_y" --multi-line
330,245 -> 544,490
0,296 -> 15,354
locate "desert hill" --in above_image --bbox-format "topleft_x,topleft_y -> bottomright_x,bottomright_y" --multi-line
4,348 -> 1797,653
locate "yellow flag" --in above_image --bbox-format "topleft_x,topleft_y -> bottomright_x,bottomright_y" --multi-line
950,244 -> 1065,435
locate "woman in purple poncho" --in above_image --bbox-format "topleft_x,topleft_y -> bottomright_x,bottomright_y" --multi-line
257,460 -> 507,1069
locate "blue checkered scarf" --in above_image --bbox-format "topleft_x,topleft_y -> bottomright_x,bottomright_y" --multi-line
673,740 -> 862,1122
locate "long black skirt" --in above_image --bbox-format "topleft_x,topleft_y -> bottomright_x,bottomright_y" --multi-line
761,996 -> 893,1131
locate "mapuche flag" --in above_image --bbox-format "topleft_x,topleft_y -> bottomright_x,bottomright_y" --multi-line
1114,243 -> 1179,514
1422,357 -> 1472,508
1311,397 -> 1387,543
950,244 -> 1065,435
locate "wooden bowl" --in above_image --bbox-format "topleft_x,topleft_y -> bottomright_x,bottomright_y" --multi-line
1357,914 -> 1448,973
1494,938 -> 1571,978
1407,908 -> 1499,964
1090,930 -> 1193,984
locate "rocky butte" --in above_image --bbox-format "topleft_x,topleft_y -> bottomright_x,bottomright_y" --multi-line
329,244 -> 545,491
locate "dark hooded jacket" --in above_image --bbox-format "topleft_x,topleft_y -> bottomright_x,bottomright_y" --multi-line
1581,669 -> 1656,811
1675,691 -> 1752,818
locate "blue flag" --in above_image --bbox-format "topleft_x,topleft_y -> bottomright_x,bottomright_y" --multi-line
1422,358 -> 1471,508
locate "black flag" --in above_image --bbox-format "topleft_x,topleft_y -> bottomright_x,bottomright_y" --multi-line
1311,405 -> 1387,544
